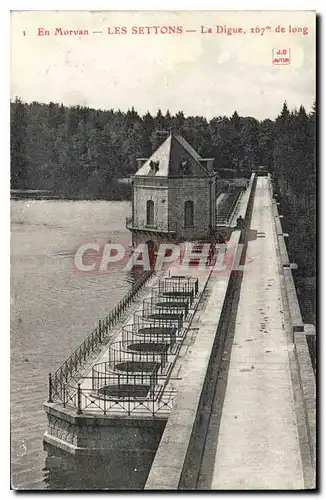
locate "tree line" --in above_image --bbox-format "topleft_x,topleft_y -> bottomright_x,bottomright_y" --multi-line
10,99 -> 314,198
272,101 -> 316,279
10,97 -> 316,311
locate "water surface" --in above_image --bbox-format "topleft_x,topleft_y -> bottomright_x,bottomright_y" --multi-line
10,200 -> 149,489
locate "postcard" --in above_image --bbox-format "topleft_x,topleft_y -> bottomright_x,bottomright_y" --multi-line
10,10 -> 316,491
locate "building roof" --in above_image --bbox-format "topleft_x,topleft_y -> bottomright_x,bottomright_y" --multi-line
135,133 -> 213,177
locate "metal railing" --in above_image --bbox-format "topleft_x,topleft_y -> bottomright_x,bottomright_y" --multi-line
103,340 -> 170,375
46,272 -> 206,417
216,187 -> 242,226
57,379 -> 177,417
134,303 -> 184,332
147,287 -> 192,317
126,217 -> 177,234
92,360 -> 160,392
157,276 -> 199,300
142,293 -> 190,319
122,323 -> 179,350
49,270 -> 154,401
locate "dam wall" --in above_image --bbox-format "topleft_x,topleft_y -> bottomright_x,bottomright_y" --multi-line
145,174 -> 257,490
270,175 -> 316,475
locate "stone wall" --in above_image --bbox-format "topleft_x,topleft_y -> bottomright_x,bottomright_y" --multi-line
270,179 -> 316,477
131,174 -> 216,245
168,176 -> 215,240
133,177 -> 169,231
44,403 -> 166,456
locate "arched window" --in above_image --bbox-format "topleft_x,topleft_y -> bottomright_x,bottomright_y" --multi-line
146,200 -> 154,226
184,200 -> 194,228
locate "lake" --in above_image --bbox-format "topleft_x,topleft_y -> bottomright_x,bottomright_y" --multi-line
10,200 -> 153,490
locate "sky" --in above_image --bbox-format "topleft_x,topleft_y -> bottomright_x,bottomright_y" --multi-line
10,10 -> 316,120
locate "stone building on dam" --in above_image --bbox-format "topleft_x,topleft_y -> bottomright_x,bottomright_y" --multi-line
126,132 -> 219,248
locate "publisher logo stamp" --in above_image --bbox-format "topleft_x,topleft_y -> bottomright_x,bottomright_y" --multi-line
272,48 -> 291,65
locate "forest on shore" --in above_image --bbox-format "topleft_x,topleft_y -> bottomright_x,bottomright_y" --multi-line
11,98 -> 316,309
11,99 -> 315,198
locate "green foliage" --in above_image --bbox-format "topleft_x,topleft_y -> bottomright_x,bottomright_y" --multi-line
11,98 -> 28,188
10,99 -> 315,206
272,101 -> 316,279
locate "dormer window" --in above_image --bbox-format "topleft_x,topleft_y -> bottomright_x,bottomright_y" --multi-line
180,160 -> 191,175
150,160 -> 160,173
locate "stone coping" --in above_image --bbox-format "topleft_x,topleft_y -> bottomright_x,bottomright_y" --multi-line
283,268 -> 304,333
294,330 -> 316,471
237,172 -> 257,221
271,180 -> 316,480
272,198 -> 303,334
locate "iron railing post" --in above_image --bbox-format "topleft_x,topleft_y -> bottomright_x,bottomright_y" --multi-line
77,383 -> 83,414
48,372 -> 53,403
152,374 -> 155,417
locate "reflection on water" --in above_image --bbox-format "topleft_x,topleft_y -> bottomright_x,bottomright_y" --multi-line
10,200 -> 151,490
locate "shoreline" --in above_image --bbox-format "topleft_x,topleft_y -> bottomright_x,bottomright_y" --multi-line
10,193 -> 131,202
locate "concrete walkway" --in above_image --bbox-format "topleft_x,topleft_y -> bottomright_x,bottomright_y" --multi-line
197,177 -> 304,490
